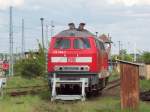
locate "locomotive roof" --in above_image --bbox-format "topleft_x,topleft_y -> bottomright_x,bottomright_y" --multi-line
55,29 -> 95,37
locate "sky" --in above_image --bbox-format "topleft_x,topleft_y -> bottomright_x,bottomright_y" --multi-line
0,0 -> 150,54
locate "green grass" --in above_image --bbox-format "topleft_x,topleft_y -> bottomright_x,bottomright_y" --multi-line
140,79 -> 150,91
1,94 -> 150,112
109,70 -> 120,82
0,95 -> 41,112
6,76 -> 47,88
1,93 -> 121,112
0,76 -> 150,112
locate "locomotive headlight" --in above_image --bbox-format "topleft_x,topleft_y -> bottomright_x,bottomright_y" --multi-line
54,66 -> 59,71
80,66 -> 89,71
84,66 -> 89,71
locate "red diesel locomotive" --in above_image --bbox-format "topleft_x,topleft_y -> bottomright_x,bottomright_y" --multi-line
47,23 -> 110,101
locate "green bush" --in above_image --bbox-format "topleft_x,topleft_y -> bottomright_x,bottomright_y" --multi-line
14,43 -> 46,78
141,52 -> 150,64
14,58 -> 45,78
111,49 -> 133,62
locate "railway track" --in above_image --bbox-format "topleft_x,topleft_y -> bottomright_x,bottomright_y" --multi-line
140,90 -> 150,101
6,85 -> 48,97
5,78 -> 121,97
104,78 -> 120,90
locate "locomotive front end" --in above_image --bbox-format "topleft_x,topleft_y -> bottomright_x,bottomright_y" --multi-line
47,23 -> 109,101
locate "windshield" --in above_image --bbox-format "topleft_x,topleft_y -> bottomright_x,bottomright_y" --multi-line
74,38 -> 90,49
54,38 -> 70,49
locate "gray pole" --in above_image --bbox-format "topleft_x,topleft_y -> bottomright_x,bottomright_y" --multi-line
9,7 -> 11,76
45,24 -> 49,49
45,24 -> 49,72
118,41 -> 121,55
21,18 -> 25,58
134,43 -> 137,62
50,20 -> 54,37
9,6 -> 14,76
11,7 -> 14,76
40,18 -> 44,49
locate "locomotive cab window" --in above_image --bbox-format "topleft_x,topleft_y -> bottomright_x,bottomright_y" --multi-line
54,38 -> 70,49
74,38 -> 90,49
95,40 -> 105,51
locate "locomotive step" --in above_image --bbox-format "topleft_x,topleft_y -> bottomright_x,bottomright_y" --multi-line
51,73 -> 86,101
54,95 -> 84,101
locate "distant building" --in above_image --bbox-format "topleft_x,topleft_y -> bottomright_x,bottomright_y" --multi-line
24,51 -> 39,59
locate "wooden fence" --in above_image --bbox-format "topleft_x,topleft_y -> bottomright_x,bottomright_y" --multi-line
118,60 -> 140,110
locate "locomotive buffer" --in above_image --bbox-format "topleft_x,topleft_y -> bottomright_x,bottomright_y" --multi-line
51,73 -> 86,101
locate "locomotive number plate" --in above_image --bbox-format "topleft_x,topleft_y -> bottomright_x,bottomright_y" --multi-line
67,57 -> 76,62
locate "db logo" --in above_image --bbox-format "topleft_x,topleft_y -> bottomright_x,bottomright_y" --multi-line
67,57 -> 76,62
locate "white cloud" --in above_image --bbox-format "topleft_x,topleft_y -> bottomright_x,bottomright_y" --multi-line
0,0 -> 24,10
108,0 -> 150,6
0,0 -> 150,53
